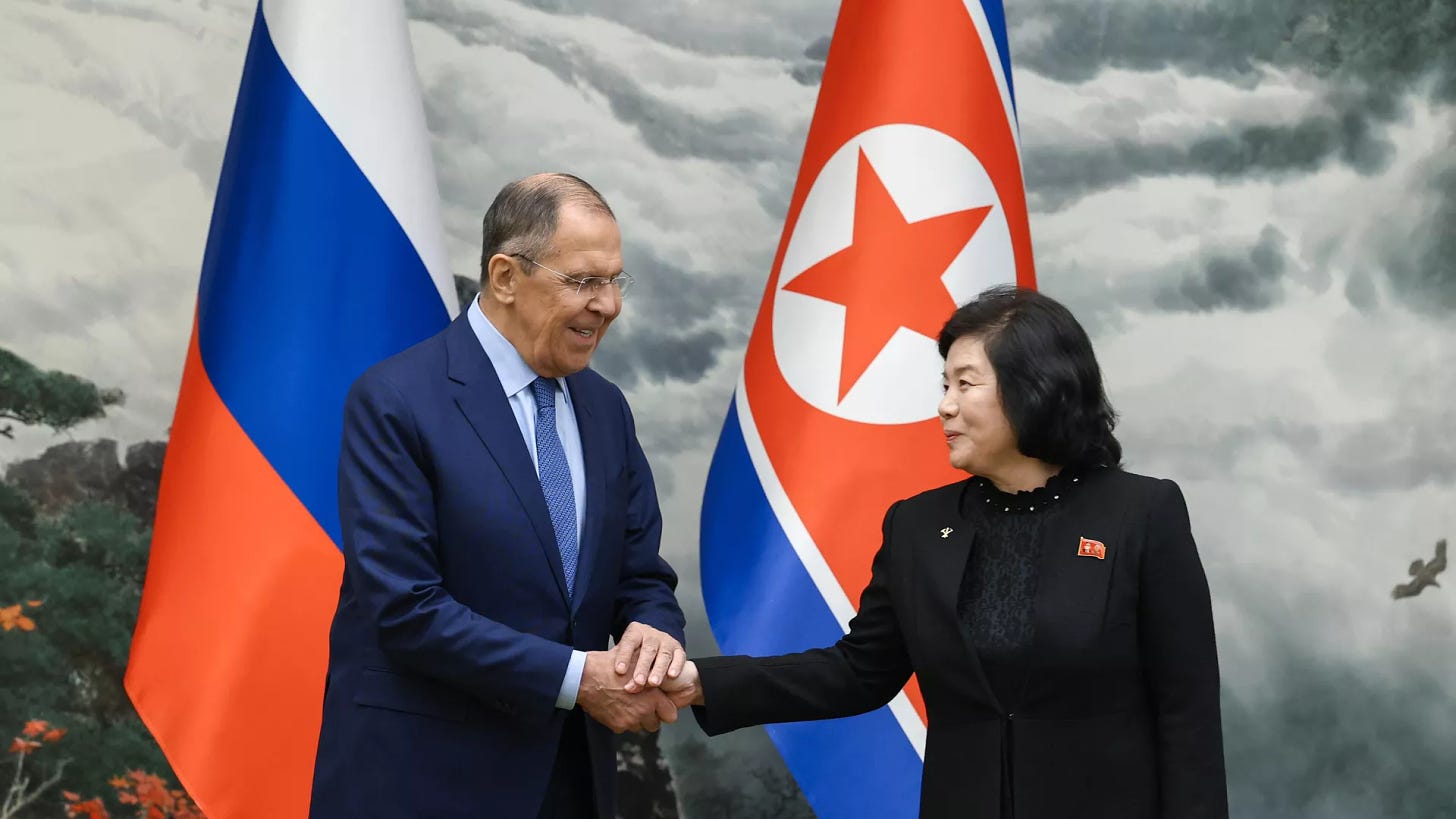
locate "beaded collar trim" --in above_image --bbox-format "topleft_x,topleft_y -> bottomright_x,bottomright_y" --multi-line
962,468 -> 1088,515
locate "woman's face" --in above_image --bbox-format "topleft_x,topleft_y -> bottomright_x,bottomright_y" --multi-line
939,335 -> 1019,475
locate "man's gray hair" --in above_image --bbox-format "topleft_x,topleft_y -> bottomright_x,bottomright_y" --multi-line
479,173 -> 615,278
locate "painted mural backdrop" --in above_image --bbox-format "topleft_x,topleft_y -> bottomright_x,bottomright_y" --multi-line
2,1 -> 1452,817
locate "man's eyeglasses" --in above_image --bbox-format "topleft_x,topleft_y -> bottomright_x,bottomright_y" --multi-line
513,254 -> 635,298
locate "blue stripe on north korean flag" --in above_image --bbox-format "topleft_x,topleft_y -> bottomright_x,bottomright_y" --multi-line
976,0 -> 1017,113
701,400 -> 922,819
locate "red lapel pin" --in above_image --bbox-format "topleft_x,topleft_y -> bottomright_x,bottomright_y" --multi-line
1077,536 -> 1107,560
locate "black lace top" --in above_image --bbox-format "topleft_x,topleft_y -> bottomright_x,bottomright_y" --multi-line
956,469 -> 1085,712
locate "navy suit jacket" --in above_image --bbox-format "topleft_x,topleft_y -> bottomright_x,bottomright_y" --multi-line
310,314 -> 684,818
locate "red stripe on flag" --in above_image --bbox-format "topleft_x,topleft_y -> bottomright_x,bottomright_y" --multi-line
126,324 -> 341,818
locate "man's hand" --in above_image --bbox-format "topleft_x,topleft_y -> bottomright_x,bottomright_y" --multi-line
577,650 -> 677,733
659,660 -> 703,708
615,622 -> 685,693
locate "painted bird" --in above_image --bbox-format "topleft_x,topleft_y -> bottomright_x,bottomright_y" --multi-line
1392,539 -> 1446,600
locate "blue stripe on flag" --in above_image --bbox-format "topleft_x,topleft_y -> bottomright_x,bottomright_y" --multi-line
196,6 -> 449,545
979,0 -> 1017,115
701,400 -> 923,819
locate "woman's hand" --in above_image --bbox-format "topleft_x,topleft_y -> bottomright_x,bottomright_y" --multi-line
660,660 -> 704,707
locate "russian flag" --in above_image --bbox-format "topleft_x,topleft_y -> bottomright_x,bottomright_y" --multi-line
124,2 -> 455,816
700,1 -> 1035,816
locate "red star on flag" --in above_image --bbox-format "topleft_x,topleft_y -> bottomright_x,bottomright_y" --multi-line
783,148 -> 993,401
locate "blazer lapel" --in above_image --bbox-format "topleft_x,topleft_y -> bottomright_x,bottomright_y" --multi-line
444,316 -> 570,609
565,371 -> 602,616
1023,480 -> 1121,698
919,500 -> 1003,713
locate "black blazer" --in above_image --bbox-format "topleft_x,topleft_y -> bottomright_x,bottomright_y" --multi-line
694,468 -> 1227,819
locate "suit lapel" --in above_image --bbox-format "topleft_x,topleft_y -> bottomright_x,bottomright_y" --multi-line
919,492 -> 1003,713
565,371 -> 602,616
1024,476 -> 1120,693
444,316 -> 570,609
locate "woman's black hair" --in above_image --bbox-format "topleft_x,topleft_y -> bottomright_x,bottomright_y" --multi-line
938,285 -> 1121,469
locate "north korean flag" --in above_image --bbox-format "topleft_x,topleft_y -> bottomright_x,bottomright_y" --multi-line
700,1 -> 1035,815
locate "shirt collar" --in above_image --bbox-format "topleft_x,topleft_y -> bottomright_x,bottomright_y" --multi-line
467,295 -> 544,399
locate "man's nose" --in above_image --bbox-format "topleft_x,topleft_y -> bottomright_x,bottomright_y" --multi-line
589,286 -> 622,318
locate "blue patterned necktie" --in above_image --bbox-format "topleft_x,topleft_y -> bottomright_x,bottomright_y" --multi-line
531,377 -> 578,599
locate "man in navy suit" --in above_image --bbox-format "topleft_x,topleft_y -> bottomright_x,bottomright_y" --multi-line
310,173 -> 688,819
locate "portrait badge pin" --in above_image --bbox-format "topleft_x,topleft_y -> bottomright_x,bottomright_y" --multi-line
1077,536 -> 1107,560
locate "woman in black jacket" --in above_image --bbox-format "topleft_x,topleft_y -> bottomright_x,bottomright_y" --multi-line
660,286 -> 1227,818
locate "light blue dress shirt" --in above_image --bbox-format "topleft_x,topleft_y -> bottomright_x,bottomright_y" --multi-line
467,296 -> 588,710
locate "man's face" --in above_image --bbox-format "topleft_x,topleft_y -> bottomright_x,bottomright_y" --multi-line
509,203 -> 624,378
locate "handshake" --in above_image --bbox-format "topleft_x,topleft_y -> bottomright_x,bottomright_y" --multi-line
576,622 -> 704,733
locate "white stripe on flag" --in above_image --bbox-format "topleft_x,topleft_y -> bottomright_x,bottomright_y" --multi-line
263,0 -> 457,316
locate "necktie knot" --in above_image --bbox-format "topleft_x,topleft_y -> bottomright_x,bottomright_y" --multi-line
532,377 -> 556,414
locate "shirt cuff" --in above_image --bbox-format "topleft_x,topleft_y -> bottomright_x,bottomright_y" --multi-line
556,650 -> 587,710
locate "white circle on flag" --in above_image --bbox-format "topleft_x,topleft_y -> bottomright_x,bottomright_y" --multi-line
772,124 -> 1017,425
